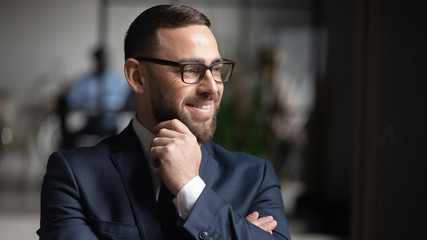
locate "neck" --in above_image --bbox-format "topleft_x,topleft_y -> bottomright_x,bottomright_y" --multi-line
136,111 -> 156,134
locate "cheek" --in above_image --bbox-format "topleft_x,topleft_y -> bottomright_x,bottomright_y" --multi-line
156,73 -> 186,100
164,87 -> 191,107
218,85 -> 224,98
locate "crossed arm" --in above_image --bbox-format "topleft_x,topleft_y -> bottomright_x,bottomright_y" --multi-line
150,119 -> 289,239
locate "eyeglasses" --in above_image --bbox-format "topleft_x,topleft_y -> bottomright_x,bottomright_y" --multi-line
135,57 -> 235,84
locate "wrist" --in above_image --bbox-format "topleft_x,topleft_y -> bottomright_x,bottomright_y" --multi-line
173,176 -> 206,219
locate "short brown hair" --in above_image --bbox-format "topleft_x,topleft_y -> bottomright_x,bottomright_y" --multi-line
124,5 -> 211,60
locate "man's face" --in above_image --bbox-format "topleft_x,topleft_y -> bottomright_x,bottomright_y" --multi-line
146,25 -> 224,143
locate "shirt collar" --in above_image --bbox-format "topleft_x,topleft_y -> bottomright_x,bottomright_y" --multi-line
132,116 -> 162,200
132,115 -> 154,161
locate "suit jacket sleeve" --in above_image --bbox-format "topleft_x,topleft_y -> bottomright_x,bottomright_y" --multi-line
182,159 -> 291,240
37,152 -> 98,240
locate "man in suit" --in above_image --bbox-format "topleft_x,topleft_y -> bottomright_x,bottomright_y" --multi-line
37,5 -> 291,240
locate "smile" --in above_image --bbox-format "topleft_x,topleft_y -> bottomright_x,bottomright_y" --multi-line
185,101 -> 215,117
187,103 -> 211,110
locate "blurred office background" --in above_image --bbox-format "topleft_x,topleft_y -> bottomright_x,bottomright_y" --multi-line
0,0 -> 426,239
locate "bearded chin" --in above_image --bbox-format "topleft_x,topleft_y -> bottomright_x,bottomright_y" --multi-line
181,113 -> 217,143
152,98 -> 218,143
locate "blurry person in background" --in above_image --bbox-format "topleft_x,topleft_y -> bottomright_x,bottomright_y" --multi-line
37,5 -> 290,240
64,46 -> 129,148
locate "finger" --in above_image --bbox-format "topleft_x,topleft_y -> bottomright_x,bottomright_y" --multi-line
149,146 -> 162,168
154,128 -> 182,139
149,139 -> 183,167
246,211 -> 259,221
269,220 -> 277,229
153,119 -> 190,135
150,136 -> 177,147
264,219 -> 277,234
153,125 -> 198,149
255,215 -> 273,223
258,218 -> 277,234
246,214 -> 277,234
250,211 -> 259,218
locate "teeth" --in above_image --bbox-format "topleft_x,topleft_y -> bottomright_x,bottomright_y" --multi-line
189,104 -> 210,110
197,105 -> 210,110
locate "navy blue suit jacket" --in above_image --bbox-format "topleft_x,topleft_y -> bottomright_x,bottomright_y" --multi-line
37,122 -> 291,240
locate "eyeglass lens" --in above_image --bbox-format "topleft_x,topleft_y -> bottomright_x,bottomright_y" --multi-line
182,63 -> 233,83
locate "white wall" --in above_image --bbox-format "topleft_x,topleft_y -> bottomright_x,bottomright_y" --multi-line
0,0 -> 310,96
0,0 -> 99,93
0,0 -> 243,95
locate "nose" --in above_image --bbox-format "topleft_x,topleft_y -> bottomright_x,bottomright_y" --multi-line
197,69 -> 220,95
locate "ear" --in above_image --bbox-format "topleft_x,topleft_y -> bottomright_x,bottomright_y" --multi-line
124,58 -> 146,93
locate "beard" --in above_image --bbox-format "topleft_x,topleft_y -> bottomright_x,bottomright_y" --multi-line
149,82 -> 220,143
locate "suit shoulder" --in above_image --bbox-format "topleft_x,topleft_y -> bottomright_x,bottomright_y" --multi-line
50,136 -> 115,166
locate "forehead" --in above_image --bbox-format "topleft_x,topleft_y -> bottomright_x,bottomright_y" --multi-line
155,25 -> 221,62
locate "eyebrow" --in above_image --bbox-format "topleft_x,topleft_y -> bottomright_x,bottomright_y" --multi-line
177,57 -> 223,65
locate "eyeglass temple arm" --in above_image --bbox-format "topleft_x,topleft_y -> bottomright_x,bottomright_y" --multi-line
135,57 -> 180,67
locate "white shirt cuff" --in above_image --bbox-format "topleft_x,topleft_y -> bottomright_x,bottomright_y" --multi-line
173,176 -> 206,219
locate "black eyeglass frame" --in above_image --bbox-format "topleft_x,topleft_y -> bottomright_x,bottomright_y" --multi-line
135,57 -> 235,84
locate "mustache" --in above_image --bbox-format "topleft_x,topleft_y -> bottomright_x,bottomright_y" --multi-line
183,93 -> 221,103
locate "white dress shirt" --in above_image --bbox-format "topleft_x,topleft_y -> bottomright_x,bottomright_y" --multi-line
132,117 -> 206,219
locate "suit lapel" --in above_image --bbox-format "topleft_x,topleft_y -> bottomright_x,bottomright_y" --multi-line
109,124 -> 219,239
110,122 -> 162,240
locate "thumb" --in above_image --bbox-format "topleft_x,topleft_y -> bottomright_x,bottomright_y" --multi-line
246,211 -> 259,221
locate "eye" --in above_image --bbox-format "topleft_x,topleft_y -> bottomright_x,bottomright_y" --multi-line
183,64 -> 204,75
212,65 -> 222,73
